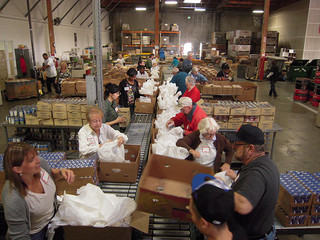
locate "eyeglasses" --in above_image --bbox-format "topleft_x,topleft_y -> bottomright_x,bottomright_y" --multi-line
90,120 -> 102,124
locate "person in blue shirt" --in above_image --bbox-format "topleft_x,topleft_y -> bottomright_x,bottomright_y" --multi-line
159,48 -> 165,61
182,52 -> 193,73
189,66 -> 208,83
170,67 -> 188,96
171,57 -> 179,68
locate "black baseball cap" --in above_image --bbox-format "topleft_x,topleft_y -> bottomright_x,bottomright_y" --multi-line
226,124 -> 264,145
191,173 -> 234,225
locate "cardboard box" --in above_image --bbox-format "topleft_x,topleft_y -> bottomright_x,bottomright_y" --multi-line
278,185 -> 313,207
68,119 -> 83,126
202,84 -> 213,95
5,79 -> 37,99
76,80 -> 86,94
54,119 -> 68,126
260,105 -> 276,115
25,115 -> 39,125
67,104 -> 81,112
198,103 -> 213,116
216,121 -> 228,129
37,111 -> 52,119
260,115 -> 275,122
68,112 -> 82,119
136,154 -> 214,222
83,119 -> 88,125
230,107 -> 246,116
308,215 -> 320,226
232,85 -> 243,95
118,108 -> 131,128
212,85 -> 222,95
81,112 -> 87,119
61,81 -> 76,95
132,40 -> 141,45
275,205 -> 308,227
214,105 -> 230,115
53,111 -> 68,119
99,145 -> 140,183
55,166 -> 99,195
135,98 -> 156,114
37,101 -> 52,112
52,103 -> 67,113
258,121 -> 273,130
222,85 -> 233,95
81,104 -> 91,113
228,116 -> 244,123
278,201 -> 311,217
246,107 -> 261,116
63,210 -> 149,240
227,122 -> 242,129
39,119 -> 54,125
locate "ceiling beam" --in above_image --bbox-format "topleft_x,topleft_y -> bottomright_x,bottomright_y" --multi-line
44,0 -> 64,20
60,0 -> 81,22
0,0 -> 11,12
71,0 -> 92,24
24,0 -> 41,17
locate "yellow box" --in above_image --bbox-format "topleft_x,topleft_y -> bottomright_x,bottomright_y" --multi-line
246,107 -> 261,116
54,119 -> 68,126
52,103 -> 67,113
37,101 -> 52,112
67,104 -> 81,112
37,111 -> 52,119
68,112 -> 82,119
227,122 -> 242,129
53,111 -> 68,119
25,115 -> 39,125
228,116 -> 244,123
260,106 -> 276,115
214,106 -> 230,115
68,119 -> 83,126
216,121 -> 228,129
258,121 -> 273,130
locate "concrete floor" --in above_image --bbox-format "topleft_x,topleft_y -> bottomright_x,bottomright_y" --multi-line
0,77 -> 319,239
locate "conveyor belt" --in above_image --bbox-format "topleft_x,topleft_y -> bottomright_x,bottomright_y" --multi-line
100,113 -> 195,240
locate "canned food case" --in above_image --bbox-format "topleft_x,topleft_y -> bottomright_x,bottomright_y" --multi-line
5,79 -> 37,100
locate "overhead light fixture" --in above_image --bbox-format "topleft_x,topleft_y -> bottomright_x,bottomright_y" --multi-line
165,1 -> 178,4
253,10 -> 264,13
187,16 -> 191,19
184,0 -> 201,3
136,7 -> 146,11
194,8 -> 206,11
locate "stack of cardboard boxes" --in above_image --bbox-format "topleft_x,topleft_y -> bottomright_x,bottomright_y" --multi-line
197,101 -> 276,130
226,30 -> 252,57
201,82 -> 243,96
277,172 -> 320,227
61,78 -> 86,96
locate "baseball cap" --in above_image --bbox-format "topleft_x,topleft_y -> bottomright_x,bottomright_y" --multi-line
175,97 -> 192,111
226,124 -> 264,145
191,173 -> 234,225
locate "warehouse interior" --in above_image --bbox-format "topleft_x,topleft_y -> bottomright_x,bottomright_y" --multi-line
0,0 -> 320,239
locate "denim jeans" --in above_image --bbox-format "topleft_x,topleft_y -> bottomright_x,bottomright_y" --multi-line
255,223 -> 276,240
30,226 -> 47,240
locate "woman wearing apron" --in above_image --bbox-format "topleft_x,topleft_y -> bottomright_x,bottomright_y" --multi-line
176,117 -> 233,173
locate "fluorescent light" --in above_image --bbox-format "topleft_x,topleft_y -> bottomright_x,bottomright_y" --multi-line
136,7 -> 146,11
184,0 -> 201,3
194,8 -> 206,11
165,1 -> 178,4
253,10 -> 264,13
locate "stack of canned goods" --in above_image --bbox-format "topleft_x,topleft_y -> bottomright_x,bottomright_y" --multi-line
25,141 -> 52,153
8,135 -> 26,143
6,105 -> 37,125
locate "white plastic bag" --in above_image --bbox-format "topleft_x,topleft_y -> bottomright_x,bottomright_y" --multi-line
214,171 -> 233,188
48,184 -> 136,230
97,141 -> 129,163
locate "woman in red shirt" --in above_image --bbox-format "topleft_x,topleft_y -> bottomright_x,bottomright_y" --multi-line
182,76 -> 201,103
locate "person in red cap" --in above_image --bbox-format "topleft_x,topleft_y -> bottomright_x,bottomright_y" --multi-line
166,97 -> 207,135
225,124 -> 279,240
189,173 -> 247,240
182,76 -> 201,103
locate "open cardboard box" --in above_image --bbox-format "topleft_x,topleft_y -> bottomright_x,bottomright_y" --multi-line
135,98 -> 156,114
99,145 -> 141,183
63,210 -> 149,240
136,153 -> 214,222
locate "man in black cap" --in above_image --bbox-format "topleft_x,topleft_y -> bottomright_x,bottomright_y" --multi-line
189,173 -> 247,240
226,124 -> 279,240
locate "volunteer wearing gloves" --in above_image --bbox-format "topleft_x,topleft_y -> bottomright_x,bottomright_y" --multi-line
217,63 -> 234,81
78,107 -> 128,159
104,83 -> 125,131
2,142 -> 75,240
176,117 -> 233,172
182,76 -> 201,103
119,68 -> 141,116
166,97 -> 207,136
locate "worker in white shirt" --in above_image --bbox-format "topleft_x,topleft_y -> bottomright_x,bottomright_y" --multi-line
78,106 -> 128,159
136,65 -> 149,79
39,53 -> 58,94
116,53 -> 125,66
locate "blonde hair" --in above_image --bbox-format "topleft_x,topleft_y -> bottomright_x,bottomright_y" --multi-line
86,106 -> 103,122
185,76 -> 196,86
198,117 -> 220,135
172,67 -> 179,74
60,62 -> 68,71
192,66 -> 198,73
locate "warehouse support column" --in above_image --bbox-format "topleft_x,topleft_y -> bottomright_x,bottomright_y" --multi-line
258,0 -> 270,81
46,0 -> 55,56
93,0 -> 104,111
155,0 -> 160,58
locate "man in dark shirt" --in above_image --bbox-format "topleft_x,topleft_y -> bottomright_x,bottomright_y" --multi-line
226,124 -> 279,240
267,61 -> 280,98
183,52 -> 193,73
